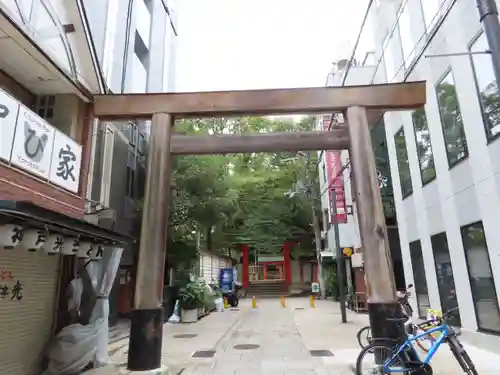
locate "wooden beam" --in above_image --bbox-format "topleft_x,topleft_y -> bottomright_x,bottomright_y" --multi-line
170,129 -> 349,155
93,81 -> 426,120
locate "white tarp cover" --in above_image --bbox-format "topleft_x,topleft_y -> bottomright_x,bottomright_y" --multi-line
43,249 -> 123,375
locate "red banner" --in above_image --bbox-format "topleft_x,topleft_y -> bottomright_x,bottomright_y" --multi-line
322,116 -> 347,224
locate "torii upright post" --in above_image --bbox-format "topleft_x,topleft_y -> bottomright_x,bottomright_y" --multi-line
346,107 -> 402,340
128,113 -> 174,371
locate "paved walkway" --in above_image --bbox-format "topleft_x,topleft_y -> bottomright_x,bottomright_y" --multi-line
96,298 -> 500,375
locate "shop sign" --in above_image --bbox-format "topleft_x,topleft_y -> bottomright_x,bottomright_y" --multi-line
0,224 -> 24,249
49,131 -> 82,193
0,88 -> 82,193
311,282 -> 320,293
0,89 -> 20,162
0,274 -> 24,301
10,105 -> 55,179
19,229 -> 46,252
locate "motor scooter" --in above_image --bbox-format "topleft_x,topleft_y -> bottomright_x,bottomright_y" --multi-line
221,281 -> 242,307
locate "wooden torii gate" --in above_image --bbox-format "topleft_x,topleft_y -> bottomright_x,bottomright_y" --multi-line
93,81 -> 426,372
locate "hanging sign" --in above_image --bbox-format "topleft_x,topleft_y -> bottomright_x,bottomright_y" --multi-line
92,244 -> 105,260
19,229 -> 46,252
77,241 -> 93,258
0,224 -> 23,249
44,234 -> 65,255
0,89 -> 20,162
62,237 -> 80,255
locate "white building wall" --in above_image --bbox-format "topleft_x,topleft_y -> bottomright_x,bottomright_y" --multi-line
364,0 -> 500,332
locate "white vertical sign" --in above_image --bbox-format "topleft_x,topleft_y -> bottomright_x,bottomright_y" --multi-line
49,131 -> 82,193
11,105 -> 55,179
0,89 -> 20,162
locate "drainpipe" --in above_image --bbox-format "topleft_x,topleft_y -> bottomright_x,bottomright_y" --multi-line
476,0 -> 500,87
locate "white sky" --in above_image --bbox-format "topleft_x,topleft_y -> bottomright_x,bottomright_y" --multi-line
173,0 -> 369,93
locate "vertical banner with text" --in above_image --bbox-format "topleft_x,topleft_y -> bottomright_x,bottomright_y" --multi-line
322,115 -> 347,223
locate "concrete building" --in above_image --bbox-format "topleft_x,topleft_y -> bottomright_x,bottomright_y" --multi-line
316,60 -> 405,310
0,1 -> 132,374
329,0 -> 500,334
83,0 -> 178,323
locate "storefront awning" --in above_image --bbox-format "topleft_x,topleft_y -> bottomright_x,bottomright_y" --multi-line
0,200 -> 133,246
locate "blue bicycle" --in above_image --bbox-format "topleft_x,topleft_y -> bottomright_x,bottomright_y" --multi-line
355,307 -> 477,375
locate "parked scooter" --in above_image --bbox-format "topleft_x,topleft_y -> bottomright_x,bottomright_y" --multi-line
221,281 -> 242,307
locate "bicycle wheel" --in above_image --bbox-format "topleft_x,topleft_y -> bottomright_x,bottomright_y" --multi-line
357,326 -> 372,349
448,336 -> 478,375
356,342 -> 409,375
412,325 -> 436,353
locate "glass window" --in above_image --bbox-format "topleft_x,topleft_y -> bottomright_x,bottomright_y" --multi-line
421,0 -> 440,31
398,2 -> 415,65
412,108 -> 436,184
409,240 -> 430,318
470,32 -> 500,140
382,34 -> 397,82
135,0 -> 152,49
131,54 -> 147,93
461,222 -> 500,333
431,232 -> 461,326
394,127 -> 413,198
436,70 -> 468,167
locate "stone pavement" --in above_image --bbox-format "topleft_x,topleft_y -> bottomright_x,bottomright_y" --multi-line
95,297 -> 500,375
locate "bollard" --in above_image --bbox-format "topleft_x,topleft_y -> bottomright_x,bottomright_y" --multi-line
224,297 -> 229,309
281,296 -> 286,308
309,295 -> 315,308
252,296 -> 257,308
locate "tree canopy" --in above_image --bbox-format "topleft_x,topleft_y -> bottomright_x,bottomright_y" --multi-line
136,116 -> 320,270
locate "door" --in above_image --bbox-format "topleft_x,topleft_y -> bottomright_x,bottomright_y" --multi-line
0,250 -> 60,375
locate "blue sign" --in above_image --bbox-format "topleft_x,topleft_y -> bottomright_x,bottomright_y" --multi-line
220,268 -> 234,291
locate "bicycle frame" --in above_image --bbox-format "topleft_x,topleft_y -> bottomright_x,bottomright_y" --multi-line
384,323 -> 450,372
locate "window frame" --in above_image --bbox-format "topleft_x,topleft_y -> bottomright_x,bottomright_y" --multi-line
435,68 -> 469,168
468,30 -> 500,143
394,126 -> 413,199
411,108 -> 436,186
397,0 -> 415,68
460,221 -> 500,334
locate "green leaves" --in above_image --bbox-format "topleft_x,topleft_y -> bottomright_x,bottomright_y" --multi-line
135,116 -> 319,269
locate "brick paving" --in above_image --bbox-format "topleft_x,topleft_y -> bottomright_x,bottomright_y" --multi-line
87,297 -> 500,375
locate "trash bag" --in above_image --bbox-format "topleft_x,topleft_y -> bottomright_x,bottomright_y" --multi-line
214,297 -> 224,312
168,300 -> 180,323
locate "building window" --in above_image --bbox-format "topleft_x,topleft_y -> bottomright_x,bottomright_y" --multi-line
420,0 -> 440,31
394,127 -> 412,198
409,240 -> 430,318
461,221 -> 500,333
469,32 -> 500,140
436,70 -> 468,167
126,145 -> 136,199
36,95 -> 55,120
135,0 -> 152,49
431,232 -> 461,327
382,34 -> 397,82
398,0 -> 415,66
412,108 -> 436,184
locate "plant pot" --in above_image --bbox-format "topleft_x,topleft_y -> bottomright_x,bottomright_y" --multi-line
197,307 -> 205,317
181,308 -> 198,323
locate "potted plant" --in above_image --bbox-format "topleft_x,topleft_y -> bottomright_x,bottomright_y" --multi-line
179,281 -> 203,323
